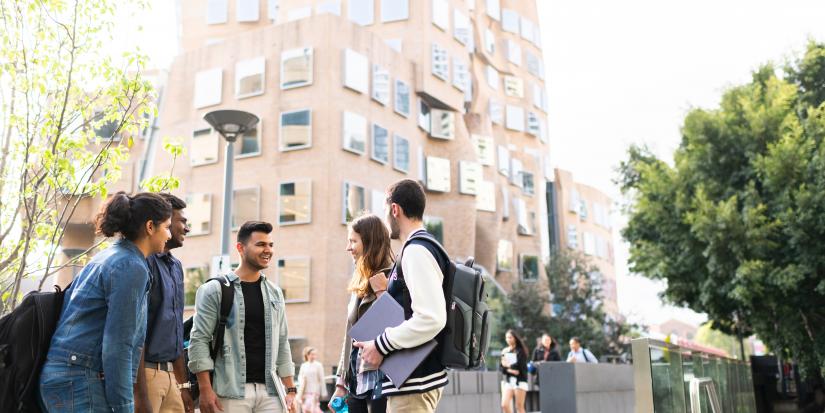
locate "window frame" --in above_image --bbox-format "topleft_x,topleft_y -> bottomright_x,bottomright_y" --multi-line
235,56 -> 266,99
190,127 -> 220,166
276,256 -> 312,303
372,64 -> 391,105
343,48 -> 369,94
519,253 -> 540,281
184,193 -> 213,236
381,0 -> 409,22
279,108 -> 313,152
280,48 -> 314,90
193,68 -> 223,109
425,156 -> 451,192
394,79 -> 411,118
235,121 -> 262,158
342,111 -> 368,155
278,179 -> 313,226
371,123 -> 390,165
342,181 -> 367,224
393,134 -> 410,173
231,185 -> 261,230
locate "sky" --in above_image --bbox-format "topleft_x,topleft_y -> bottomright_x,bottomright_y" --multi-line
119,0 -> 825,328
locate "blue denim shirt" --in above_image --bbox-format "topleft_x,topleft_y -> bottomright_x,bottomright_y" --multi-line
188,272 -> 295,399
46,239 -> 150,413
145,252 -> 184,363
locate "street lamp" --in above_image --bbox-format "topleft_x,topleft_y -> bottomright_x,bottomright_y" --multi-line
203,110 -> 260,260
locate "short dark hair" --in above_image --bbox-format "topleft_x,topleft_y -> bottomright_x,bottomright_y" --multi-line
159,193 -> 186,210
237,221 -> 273,244
387,179 -> 426,220
570,337 -> 582,345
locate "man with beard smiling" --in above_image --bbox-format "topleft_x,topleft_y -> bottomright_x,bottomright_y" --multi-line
135,193 -> 194,413
189,221 -> 297,413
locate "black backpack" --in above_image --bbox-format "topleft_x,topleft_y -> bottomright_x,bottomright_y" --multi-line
0,284 -> 70,413
398,233 -> 491,370
182,276 -> 234,401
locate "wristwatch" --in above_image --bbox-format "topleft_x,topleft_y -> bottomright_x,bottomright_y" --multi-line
176,382 -> 191,390
286,387 -> 298,394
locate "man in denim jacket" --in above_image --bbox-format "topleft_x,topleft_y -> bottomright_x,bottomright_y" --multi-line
188,221 -> 296,413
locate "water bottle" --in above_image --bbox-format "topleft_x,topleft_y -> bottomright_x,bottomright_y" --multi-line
329,396 -> 348,413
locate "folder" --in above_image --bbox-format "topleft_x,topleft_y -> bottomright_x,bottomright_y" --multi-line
269,370 -> 289,410
348,293 -> 438,388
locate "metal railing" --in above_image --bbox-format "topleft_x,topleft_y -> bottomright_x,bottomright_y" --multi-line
632,338 -> 757,413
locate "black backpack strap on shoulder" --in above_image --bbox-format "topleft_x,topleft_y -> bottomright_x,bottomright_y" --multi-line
209,275 -> 235,360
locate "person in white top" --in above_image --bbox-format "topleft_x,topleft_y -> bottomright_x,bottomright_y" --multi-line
566,337 -> 598,364
296,347 -> 327,413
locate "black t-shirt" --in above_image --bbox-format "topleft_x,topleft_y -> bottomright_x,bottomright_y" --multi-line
241,277 -> 266,384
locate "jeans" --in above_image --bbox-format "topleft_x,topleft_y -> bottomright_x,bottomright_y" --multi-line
39,362 -> 110,413
219,382 -> 284,413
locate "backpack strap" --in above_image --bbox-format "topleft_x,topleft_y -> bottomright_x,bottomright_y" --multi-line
209,275 -> 235,360
394,231 -> 453,322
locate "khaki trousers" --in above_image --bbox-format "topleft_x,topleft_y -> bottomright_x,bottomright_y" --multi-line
387,387 -> 443,413
145,367 -> 185,413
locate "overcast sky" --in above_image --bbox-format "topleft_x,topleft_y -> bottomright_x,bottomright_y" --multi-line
120,0 -> 825,327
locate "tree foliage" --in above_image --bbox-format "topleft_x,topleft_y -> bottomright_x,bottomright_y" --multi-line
619,41 -> 825,377
0,0 -> 155,313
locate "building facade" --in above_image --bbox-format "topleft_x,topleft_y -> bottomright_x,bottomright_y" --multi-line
546,168 -> 620,319
64,0 -> 553,370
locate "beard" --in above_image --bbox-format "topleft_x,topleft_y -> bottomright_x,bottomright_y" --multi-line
243,254 -> 268,271
388,214 -> 401,240
166,236 -> 182,250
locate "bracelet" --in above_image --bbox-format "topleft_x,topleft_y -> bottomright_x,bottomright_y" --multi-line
176,382 -> 191,390
286,387 -> 298,394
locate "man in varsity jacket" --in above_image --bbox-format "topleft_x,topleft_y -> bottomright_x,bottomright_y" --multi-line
355,179 -> 448,413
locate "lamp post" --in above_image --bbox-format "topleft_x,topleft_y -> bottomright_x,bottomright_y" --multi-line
203,110 -> 260,260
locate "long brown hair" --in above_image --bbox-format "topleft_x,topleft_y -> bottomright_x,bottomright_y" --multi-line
348,213 -> 394,298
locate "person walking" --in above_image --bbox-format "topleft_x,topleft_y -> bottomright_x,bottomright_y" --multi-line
355,179 -> 449,413
566,337 -> 598,364
39,192 -> 173,413
134,194 -> 194,413
500,330 -> 529,413
188,221 -> 297,413
332,213 -> 393,413
297,347 -> 327,413
532,333 -> 561,363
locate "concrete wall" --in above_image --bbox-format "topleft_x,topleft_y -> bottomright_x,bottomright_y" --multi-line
539,362 -> 635,413
436,371 -> 501,413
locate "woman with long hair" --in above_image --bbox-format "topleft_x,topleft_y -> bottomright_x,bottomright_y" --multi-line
332,213 -> 394,413
40,192 -> 172,412
297,346 -> 327,413
500,329 -> 529,413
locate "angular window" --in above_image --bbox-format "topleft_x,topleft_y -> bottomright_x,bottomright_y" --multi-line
520,17 -> 534,41
207,0 -> 228,24
423,216 -> 445,244
453,11 -> 471,46
510,158 -> 523,187
515,197 -> 531,235
286,7 -> 311,21
342,181 -> 366,223
527,111 -> 540,136
471,134 -> 495,166
348,0 -> 374,26
237,0 -> 259,22
532,82 -> 543,109
235,56 -> 265,98
501,186 -> 510,220
506,39 -> 522,66
370,189 -> 385,215
394,80 -> 410,117
569,189 -> 580,213
267,0 -> 278,21
425,156 -> 451,192
342,111 -> 367,155
281,48 -> 313,89
497,145 -> 510,178
92,112 -> 120,141
489,99 -> 504,125
371,124 -> 389,164
235,124 -> 261,157
526,52 -> 541,78
567,224 -> 578,248
430,109 -> 455,140
485,65 -> 499,90
194,68 -> 222,109
522,171 -> 534,196
431,43 -> 450,81
459,161 -> 481,195
393,134 -> 410,173
476,180 -> 496,212
431,0 -> 449,31
418,99 -> 431,132
372,65 -> 390,105
484,29 -> 495,55
191,127 -> 219,166
504,75 -> 524,98
583,232 -> 596,255
279,109 -> 312,151
185,193 -> 212,236
278,180 -> 312,225
381,0 -> 408,22
502,9 -> 519,33
539,119 -> 548,143
232,187 -> 260,229
184,267 -> 208,306
485,0 -> 500,21
520,254 -> 539,281
277,257 -> 310,303
316,0 -> 341,15
497,239 -> 513,272
452,59 -> 469,92
343,48 -> 369,94
506,105 -> 525,132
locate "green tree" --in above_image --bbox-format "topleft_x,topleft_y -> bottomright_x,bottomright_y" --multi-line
487,280 -> 552,355
694,323 -> 753,360
619,41 -> 825,377
0,0 -> 156,313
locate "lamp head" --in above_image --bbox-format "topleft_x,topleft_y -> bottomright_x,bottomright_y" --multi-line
203,110 -> 259,142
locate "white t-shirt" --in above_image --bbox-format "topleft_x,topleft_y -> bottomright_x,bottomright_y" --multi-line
567,348 -> 598,363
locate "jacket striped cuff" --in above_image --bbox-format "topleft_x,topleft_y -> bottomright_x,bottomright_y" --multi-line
376,332 -> 400,356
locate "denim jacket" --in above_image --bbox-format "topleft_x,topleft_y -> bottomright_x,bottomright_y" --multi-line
46,239 -> 150,413
188,272 -> 295,398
